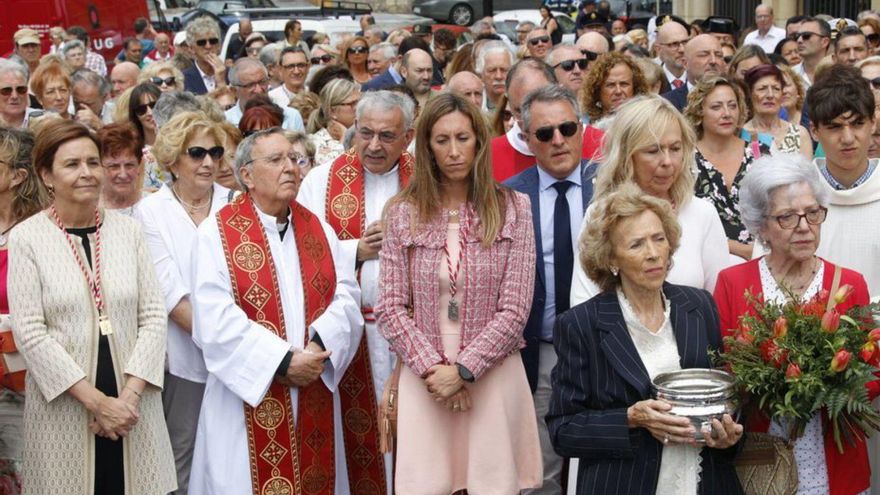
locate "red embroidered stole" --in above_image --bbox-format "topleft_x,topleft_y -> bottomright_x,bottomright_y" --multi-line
218,194 -> 337,495
323,149 -> 413,494
324,148 -> 414,240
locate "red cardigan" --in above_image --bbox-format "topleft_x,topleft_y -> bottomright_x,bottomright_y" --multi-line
713,257 -> 874,495
491,125 -> 604,182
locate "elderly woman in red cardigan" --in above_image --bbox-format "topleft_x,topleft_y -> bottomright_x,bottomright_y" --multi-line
713,153 -> 875,495
376,92 -> 542,495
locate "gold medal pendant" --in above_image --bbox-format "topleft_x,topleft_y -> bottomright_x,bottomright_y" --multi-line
99,315 -> 113,336
448,298 -> 459,321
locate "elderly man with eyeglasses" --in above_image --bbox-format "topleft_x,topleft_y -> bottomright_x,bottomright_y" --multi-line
269,46 -> 309,107
182,17 -> 227,94
547,43 -> 589,96
225,57 -> 304,131
297,90 -> 417,494
0,60 -> 38,128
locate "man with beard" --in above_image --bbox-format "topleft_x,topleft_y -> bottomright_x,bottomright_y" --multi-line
400,49 -> 435,107
662,34 -> 724,111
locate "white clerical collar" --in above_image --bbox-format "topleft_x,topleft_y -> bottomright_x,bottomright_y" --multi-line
506,121 -> 534,157
254,201 -> 292,231
364,162 -> 400,178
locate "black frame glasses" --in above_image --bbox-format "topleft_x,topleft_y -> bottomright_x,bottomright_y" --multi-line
150,76 -> 176,86
195,37 -> 220,47
554,58 -> 589,71
186,146 -> 225,161
531,121 -> 579,142
770,206 -> 828,229
794,31 -> 827,41
580,49 -> 599,61
134,101 -> 156,117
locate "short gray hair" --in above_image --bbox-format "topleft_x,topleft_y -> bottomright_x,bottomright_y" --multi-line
233,127 -> 288,191
259,44 -> 282,67
153,90 -> 201,128
738,153 -> 831,242
369,42 -> 397,60
185,17 -> 221,47
545,42 -> 578,66
356,90 -> 415,130
71,68 -> 111,98
470,20 -> 491,35
0,59 -> 29,83
475,41 -> 514,75
520,84 -> 581,132
365,26 -> 384,40
229,57 -> 267,86
62,39 -> 85,57
517,20 -> 536,31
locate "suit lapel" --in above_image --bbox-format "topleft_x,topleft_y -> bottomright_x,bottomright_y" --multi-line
580,160 -> 597,210
596,294 -> 652,398
665,284 -> 708,370
522,168 -> 545,289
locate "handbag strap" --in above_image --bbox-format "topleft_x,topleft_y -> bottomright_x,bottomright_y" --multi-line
826,263 -> 842,313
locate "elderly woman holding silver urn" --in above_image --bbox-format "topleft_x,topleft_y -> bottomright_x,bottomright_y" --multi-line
547,184 -> 743,495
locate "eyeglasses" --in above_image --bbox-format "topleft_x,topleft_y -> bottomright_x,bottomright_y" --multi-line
195,37 -> 220,47
660,39 -> 688,49
530,121 -> 579,142
528,36 -> 551,46
335,98 -> 360,109
501,109 -> 513,121
150,76 -> 176,87
236,78 -> 270,91
0,86 -> 28,97
866,76 -> 880,90
102,161 -> 139,173
348,46 -> 368,54
723,55 -> 733,64
134,101 -> 156,116
244,149 -> 310,167
795,31 -> 827,41
221,102 -> 236,111
186,146 -> 225,161
580,49 -> 599,61
867,33 -> 880,45
770,206 -> 827,229
554,58 -> 588,71
283,62 -> 309,71
311,54 -> 335,64
358,127 -> 400,144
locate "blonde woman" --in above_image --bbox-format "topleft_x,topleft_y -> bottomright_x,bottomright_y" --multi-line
777,63 -> 806,128
571,95 -> 730,304
340,36 -> 371,84
307,78 -> 360,164
138,62 -> 185,93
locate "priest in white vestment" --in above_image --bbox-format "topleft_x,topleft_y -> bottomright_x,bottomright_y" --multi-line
189,128 -> 363,495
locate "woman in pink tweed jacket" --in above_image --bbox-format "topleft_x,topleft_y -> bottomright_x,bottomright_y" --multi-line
376,92 -> 542,494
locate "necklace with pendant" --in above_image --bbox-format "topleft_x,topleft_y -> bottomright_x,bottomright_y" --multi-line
0,221 -> 19,248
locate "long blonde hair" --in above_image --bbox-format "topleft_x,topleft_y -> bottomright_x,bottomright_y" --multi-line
392,92 -> 505,245
307,78 -> 359,134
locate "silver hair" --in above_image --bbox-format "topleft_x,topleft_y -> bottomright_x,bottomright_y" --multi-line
738,153 -> 831,242
355,90 -> 415,130
475,40 -> 514,75
153,91 -> 201,128
71,68 -> 111,98
233,127 -> 287,191
520,84 -> 581,133
365,26 -> 384,39
470,20 -> 490,35
259,44 -> 282,67
228,57 -> 267,86
185,17 -> 221,47
0,59 -> 29,82
369,42 -> 397,60
545,42 -> 578,66
62,39 -> 85,57
517,20 -> 536,30
342,125 -> 357,150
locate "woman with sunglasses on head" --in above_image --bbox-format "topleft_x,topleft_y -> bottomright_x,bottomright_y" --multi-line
341,36 -> 372,84
377,91 -> 541,495
8,118 -> 176,495
307,78 -> 361,165
133,111 -> 230,495
743,64 -> 813,159
138,62 -> 185,93
571,95 -> 730,304
127,83 -> 164,190
774,36 -> 802,67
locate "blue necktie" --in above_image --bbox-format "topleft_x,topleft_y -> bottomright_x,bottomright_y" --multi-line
552,181 -> 573,315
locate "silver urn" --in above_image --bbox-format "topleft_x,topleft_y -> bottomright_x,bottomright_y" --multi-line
651,369 -> 739,443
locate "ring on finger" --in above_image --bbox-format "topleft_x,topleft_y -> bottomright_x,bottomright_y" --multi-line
663,433 -> 669,444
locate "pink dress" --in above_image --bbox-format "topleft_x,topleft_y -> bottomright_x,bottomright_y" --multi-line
395,221 -> 542,495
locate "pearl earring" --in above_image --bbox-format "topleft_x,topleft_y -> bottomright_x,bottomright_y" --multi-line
610,266 -> 619,276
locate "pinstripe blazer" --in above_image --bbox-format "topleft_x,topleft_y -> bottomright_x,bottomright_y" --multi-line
547,283 -> 743,495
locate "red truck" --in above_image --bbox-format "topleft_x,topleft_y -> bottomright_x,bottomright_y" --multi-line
0,0 -> 150,64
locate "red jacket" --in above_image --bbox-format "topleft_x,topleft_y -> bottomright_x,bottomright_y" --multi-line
491,125 -> 604,182
713,257 -> 874,495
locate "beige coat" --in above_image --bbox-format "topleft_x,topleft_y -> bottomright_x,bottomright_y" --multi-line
8,210 -> 176,494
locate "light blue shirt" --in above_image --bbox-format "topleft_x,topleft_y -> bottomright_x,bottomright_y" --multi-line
225,102 -> 305,132
388,65 -> 403,84
538,164 -> 585,341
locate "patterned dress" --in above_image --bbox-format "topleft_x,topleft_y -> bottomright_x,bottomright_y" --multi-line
694,142 -> 769,244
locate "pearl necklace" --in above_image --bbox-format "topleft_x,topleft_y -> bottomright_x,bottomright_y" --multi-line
170,184 -> 212,215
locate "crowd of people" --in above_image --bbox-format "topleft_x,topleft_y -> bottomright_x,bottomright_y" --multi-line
1,1 -> 880,494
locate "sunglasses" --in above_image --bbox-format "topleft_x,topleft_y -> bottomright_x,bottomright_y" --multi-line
554,58 -> 589,71
501,109 -> 513,121
186,146 -> 225,161
868,33 -> 880,45
150,76 -> 176,86
348,46 -> 368,54
134,101 -> 156,116
580,49 -> 599,61
196,37 -> 220,47
867,76 -> 880,90
311,54 -> 335,64
531,121 -> 579,142
723,55 -> 733,64
795,31 -> 826,41
529,36 -> 551,46
0,85 -> 27,97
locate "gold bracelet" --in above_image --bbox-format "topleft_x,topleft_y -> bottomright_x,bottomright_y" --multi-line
124,386 -> 142,398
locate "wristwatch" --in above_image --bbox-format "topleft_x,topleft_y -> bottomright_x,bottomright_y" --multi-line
457,363 -> 475,383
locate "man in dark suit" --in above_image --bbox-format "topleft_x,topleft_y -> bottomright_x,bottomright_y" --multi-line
182,17 -> 227,95
505,84 -> 598,495
662,34 -> 725,112
362,37 -> 432,92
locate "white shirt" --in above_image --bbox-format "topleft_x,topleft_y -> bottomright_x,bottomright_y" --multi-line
268,83 -> 297,108
195,61 -> 216,92
133,182 -> 230,382
571,196 -> 731,306
188,201 -> 363,495
792,63 -> 812,90
662,64 -> 687,88
743,25 -> 787,54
